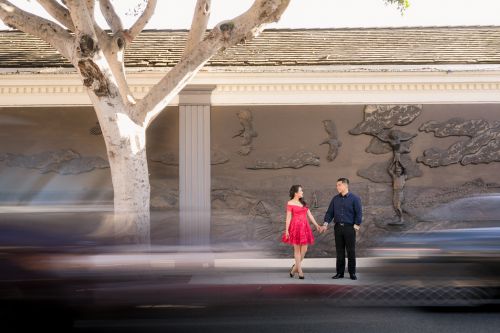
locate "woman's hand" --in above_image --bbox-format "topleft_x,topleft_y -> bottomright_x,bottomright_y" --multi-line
285,230 -> 290,239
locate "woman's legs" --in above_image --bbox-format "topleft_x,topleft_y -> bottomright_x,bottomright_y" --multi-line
293,245 -> 308,276
301,245 -> 308,261
292,244 -> 309,276
299,245 -> 308,276
293,245 -> 302,275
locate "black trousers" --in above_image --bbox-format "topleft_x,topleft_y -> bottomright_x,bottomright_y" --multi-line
334,223 -> 356,275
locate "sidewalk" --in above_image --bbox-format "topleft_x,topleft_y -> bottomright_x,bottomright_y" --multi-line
182,258 -> 382,286
189,270 -> 369,285
212,257 -> 381,269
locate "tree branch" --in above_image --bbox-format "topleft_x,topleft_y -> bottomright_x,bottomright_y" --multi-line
65,0 -> 96,38
36,0 -> 74,31
0,0 -> 73,59
211,0 -> 290,47
125,0 -> 157,42
86,0 -> 95,18
183,0 -> 211,57
136,0 -> 290,128
99,0 -> 124,34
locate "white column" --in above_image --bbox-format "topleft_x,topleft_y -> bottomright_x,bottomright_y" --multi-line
179,86 -> 215,245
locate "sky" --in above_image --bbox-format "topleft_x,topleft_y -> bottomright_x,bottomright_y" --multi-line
1,0 -> 500,30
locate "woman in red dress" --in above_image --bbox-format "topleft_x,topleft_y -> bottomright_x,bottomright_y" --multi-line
282,185 -> 322,279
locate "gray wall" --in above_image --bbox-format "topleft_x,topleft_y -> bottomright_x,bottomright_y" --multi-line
1,104 -> 499,255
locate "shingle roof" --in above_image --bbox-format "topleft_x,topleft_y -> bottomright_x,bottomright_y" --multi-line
1,26 -> 500,68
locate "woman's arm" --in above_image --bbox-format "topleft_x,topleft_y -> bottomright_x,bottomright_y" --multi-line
285,209 -> 292,238
307,209 -> 322,231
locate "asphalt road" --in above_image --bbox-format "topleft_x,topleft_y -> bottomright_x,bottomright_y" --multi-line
4,285 -> 500,333
71,302 -> 500,333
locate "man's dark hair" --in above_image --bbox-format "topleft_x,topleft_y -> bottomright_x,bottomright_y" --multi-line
337,177 -> 349,185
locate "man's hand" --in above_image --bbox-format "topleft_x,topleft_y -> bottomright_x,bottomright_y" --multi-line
353,224 -> 360,232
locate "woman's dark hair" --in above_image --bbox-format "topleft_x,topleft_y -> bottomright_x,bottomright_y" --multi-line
289,184 -> 307,207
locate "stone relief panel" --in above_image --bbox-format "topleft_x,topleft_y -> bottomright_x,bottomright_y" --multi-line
366,136 -> 393,154
320,120 -> 342,161
417,118 -> 500,167
210,149 -> 230,165
233,109 -> 258,156
151,148 -> 230,166
211,188 -> 277,243
366,135 -> 414,155
350,104 -> 423,224
150,182 -> 179,209
462,139 -> 500,165
358,153 -> 422,183
349,104 -> 422,136
419,118 -> 491,137
150,153 -> 177,165
403,178 -> 500,222
246,151 -> 320,170
210,187 -> 337,257
0,149 -> 109,175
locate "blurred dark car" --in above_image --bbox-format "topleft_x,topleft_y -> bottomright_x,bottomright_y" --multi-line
420,194 -> 500,223
371,227 -> 500,287
0,215 -> 272,330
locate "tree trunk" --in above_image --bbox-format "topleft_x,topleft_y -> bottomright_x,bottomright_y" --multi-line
95,101 -> 151,244
108,138 -> 150,244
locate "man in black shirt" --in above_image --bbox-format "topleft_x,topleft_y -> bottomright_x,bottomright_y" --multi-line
322,178 -> 362,280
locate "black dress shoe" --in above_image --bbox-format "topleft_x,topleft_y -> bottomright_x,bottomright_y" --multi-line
332,273 -> 344,279
349,274 -> 357,280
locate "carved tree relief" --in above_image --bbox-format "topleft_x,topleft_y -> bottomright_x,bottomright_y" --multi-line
417,118 -> 500,167
350,105 -> 423,223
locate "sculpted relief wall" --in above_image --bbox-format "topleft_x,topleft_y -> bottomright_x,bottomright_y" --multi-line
209,105 -> 500,257
1,104 -> 500,256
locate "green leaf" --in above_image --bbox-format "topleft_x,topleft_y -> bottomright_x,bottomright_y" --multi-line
384,0 -> 410,14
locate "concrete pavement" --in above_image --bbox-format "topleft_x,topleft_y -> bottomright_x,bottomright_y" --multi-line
194,257 -> 380,285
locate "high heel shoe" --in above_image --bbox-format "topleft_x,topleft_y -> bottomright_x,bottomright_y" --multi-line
289,264 -> 295,278
299,274 -> 305,280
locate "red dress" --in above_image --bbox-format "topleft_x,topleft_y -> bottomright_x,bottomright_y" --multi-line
282,204 -> 315,245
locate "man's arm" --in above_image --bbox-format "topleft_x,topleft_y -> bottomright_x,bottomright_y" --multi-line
354,195 -> 362,225
323,197 -> 335,227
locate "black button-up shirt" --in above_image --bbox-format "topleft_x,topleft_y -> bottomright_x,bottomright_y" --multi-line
323,192 -> 362,225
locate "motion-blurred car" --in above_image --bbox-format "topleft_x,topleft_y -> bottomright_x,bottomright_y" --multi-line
0,213 -> 273,330
371,227 -> 500,287
419,194 -> 500,223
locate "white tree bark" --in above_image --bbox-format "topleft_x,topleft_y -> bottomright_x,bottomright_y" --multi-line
125,0 -> 157,42
184,0 -> 211,57
136,0 -> 290,126
36,0 -> 75,30
99,0 -> 123,34
0,0 -> 73,58
0,0 -> 291,244
92,98 -> 150,243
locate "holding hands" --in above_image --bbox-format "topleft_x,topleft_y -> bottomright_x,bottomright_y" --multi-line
316,224 -> 327,234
